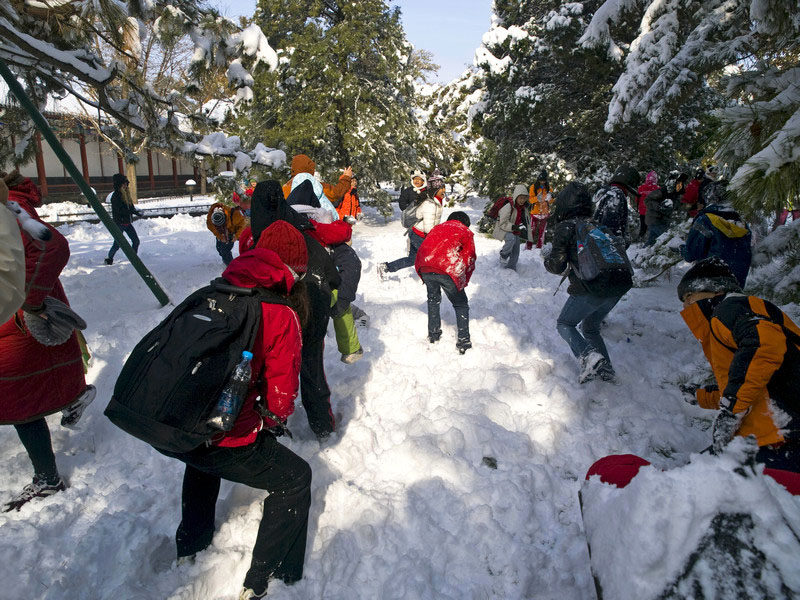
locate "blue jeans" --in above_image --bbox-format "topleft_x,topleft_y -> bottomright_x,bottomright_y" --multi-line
499,232 -> 520,270
421,272 -> 470,343
386,230 -> 424,272
644,222 -> 667,247
216,239 -> 235,265
107,223 -> 139,259
556,294 -> 623,363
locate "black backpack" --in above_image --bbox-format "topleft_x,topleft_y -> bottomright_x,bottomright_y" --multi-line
572,218 -> 633,293
104,278 -> 287,453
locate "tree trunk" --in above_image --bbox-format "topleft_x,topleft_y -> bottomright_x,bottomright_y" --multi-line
199,163 -> 207,195
126,162 -> 139,203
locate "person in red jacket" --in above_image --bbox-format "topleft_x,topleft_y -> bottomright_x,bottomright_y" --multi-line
1,174 -> 95,512
636,170 -> 659,240
164,220 -> 311,600
415,211 -> 476,354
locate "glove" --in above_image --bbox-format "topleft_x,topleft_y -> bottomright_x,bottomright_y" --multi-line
679,383 -> 699,405
344,215 -> 357,225
24,296 -> 87,346
711,398 -> 746,454
356,213 -> 363,221
513,224 -> 527,236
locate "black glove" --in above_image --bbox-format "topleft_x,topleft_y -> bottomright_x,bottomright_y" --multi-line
679,383 -> 699,405
711,397 -> 746,454
513,224 -> 527,236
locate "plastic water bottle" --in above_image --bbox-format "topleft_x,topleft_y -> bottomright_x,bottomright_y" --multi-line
207,351 -> 253,431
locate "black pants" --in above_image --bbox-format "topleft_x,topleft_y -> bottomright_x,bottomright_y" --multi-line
14,418 -> 58,481
638,214 -> 647,240
300,283 -> 335,437
216,239 -> 235,265
421,272 -> 470,343
108,223 -> 140,259
166,432 -> 311,592
756,441 -> 800,472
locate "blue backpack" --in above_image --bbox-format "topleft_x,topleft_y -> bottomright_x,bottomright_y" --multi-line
573,218 -> 633,283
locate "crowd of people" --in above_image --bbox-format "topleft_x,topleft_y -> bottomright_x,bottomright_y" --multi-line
0,158 -> 798,599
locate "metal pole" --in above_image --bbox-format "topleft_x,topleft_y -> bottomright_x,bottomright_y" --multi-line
0,60 -> 170,306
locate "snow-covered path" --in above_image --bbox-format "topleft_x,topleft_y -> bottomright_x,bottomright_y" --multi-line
0,198 -> 728,599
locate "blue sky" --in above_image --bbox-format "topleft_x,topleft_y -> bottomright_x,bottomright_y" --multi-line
215,0 -> 492,83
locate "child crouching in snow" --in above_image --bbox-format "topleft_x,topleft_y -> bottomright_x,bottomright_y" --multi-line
414,211 -> 476,354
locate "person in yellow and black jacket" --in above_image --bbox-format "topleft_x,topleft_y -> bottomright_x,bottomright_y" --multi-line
677,257 -> 800,471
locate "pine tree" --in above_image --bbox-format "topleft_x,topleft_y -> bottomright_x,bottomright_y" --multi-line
471,0 -> 717,199
580,0 -> 800,218
248,0 -> 430,212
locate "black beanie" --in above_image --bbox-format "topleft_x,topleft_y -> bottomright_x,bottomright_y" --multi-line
447,211 -> 470,227
677,257 -> 742,301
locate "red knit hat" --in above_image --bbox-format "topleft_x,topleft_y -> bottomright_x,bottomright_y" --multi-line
255,220 -> 308,274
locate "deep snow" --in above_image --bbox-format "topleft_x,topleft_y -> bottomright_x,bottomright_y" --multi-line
1,197 -> 797,599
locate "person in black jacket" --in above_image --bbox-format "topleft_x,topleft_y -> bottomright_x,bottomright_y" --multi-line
397,169 -> 427,211
104,173 -> 142,265
249,180 -> 342,440
592,164 -> 640,248
544,182 -> 633,384
642,171 -> 686,246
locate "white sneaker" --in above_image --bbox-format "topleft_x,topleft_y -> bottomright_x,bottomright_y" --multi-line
377,263 -> 389,281
579,352 -> 605,384
61,385 -> 96,429
351,305 -> 369,327
3,475 -> 66,512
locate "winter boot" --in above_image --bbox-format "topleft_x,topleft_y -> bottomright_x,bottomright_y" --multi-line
104,257 -> 113,265
428,330 -> 442,344
596,360 -> 617,383
351,305 -> 369,327
456,339 -> 472,355
341,347 -> 364,364
61,384 -> 96,429
579,351 -> 605,384
377,262 -> 389,281
3,475 -> 66,512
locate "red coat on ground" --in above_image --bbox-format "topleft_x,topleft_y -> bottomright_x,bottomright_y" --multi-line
216,249 -> 302,447
415,220 -> 476,291
0,179 -> 85,424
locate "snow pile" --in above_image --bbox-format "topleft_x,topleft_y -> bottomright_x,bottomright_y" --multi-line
0,197 -> 796,598
582,440 -> 800,600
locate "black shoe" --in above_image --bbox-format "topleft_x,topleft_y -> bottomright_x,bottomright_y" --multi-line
457,340 -> 472,354
104,257 -> 113,265
428,330 -> 442,343
3,475 -> 66,512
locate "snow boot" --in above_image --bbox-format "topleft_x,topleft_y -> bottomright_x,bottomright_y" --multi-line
457,339 -> 472,355
341,347 -> 364,364
428,330 -> 442,344
104,257 -> 113,265
3,475 -> 66,512
596,360 -> 617,383
377,262 -> 389,281
61,384 -> 96,429
579,351 -> 605,384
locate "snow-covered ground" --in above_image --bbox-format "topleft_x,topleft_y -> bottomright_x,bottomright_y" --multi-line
1,198 -> 797,599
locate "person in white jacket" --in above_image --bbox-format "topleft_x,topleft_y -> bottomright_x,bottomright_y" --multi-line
378,172 -> 446,279
0,178 -> 25,323
493,184 -> 532,270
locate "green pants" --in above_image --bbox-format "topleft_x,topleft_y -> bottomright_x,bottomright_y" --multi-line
331,290 -> 361,355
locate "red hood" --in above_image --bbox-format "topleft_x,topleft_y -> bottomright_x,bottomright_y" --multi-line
222,248 -> 297,293
645,171 -> 658,186
306,219 -> 352,247
9,178 -> 43,208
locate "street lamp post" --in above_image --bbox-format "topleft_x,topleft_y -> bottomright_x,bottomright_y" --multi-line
185,179 -> 196,202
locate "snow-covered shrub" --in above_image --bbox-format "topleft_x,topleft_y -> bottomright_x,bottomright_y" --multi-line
747,220 -> 800,306
630,220 -> 691,285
